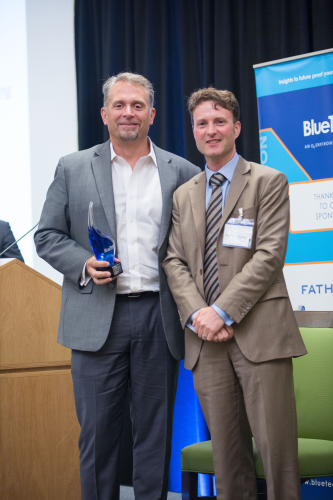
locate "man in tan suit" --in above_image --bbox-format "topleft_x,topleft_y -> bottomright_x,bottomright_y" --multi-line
163,88 -> 307,500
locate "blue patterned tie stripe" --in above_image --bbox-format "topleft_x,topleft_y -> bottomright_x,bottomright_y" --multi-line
204,173 -> 225,305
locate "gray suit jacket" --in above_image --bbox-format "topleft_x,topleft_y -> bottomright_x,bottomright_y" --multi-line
0,220 -> 24,262
34,140 -> 200,358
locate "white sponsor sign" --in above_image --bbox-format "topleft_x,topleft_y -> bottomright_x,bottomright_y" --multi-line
289,178 -> 333,233
284,262 -> 333,311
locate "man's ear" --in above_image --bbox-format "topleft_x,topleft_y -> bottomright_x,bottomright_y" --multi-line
149,108 -> 156,125
234,121 -> 241,139
101,108 -> 107,125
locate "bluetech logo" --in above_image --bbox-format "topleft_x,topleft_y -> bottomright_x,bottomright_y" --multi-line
303,116 -> 333,136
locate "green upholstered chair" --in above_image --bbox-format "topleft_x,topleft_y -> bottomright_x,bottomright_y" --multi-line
181,327 -> 333,500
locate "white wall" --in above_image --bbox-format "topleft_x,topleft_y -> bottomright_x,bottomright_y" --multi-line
0,0 -> 33,264
0,0 -> 78,285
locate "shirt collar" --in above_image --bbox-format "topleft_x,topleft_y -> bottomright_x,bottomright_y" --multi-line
110,138 -> 157,167
205,152 -> 239,185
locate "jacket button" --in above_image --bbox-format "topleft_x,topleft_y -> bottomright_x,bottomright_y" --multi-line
200,269 -> 203,275
240,312 -> 245,316
246,306 -> 250,310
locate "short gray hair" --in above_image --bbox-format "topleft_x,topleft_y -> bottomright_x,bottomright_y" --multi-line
102,72 -> 154,109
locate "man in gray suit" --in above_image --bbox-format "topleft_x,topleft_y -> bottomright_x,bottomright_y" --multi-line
0,220 -> 24,262
35,72 -> 200,500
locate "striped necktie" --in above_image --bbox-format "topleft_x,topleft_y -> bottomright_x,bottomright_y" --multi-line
204,173 -> 225,305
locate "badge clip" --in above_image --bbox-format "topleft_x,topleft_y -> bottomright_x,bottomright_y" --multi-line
238,208 -> 243,221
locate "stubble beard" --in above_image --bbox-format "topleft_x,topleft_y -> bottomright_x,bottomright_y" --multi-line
117,127 -> 140,142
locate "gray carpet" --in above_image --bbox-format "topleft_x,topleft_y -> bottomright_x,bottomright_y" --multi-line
120,486 -> 181,499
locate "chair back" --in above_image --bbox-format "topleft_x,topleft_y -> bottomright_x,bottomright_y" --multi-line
293,328 -> 333,441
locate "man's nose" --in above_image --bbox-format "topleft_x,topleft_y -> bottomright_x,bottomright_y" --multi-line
123,105 -> 134,116
207,123 -> 216,135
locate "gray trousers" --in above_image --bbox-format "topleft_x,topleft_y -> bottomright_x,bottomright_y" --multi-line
71,293 -> 179,500
193,337 -> 300,500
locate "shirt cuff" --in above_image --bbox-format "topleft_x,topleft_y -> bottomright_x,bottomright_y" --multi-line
80,260 -> 92,287
211,304 -> 234,326
185,309 -> 200,332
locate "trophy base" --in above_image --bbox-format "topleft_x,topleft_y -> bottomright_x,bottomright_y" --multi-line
97,262 -> 123,278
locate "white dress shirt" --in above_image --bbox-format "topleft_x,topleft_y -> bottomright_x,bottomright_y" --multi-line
81,139 -> 162,293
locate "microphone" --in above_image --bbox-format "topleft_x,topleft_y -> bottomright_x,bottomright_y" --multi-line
0,222 -> 39,258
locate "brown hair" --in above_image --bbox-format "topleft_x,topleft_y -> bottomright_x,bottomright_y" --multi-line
188,87 -> 240,125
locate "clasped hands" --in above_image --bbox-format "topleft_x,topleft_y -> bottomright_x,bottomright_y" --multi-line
86,256 -> 120,285
193,307 -> 234,343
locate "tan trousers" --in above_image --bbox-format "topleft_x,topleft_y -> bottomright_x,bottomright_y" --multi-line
192,337 -> 300,500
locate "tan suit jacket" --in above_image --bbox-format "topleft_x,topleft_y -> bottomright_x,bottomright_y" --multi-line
163,156 -> 307,370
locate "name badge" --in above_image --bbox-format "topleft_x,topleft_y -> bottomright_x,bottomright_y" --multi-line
222,217 -> 254,249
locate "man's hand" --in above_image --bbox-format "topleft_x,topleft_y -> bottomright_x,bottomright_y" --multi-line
86,256 -> 120,285
193,307 -> 235,342
213,324 -> 234,342
193,306 -> 225,341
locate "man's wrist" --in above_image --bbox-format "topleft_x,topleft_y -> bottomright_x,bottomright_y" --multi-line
185,309 -> 200,332
211,304 -> 234,326
80,259 -> 92,287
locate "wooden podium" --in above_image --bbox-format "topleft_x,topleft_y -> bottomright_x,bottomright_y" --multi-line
0,259 -> 81,500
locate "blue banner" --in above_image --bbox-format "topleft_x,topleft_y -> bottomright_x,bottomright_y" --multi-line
254,50 -> 333,499
254,49 -> 333,314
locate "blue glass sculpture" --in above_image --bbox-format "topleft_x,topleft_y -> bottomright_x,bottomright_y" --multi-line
88,202 -> 123,277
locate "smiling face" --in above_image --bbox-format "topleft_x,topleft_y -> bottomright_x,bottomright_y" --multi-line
101,81 -> 155,144
192,101 -> 241,170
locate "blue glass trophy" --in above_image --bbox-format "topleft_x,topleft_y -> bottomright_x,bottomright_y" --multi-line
88,202 -> 123,278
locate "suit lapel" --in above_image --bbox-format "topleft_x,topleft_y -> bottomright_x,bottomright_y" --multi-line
189,171 -> 206,263
91,140 -> 117,242
219,156 -> 250,231
154,146 -> 179,250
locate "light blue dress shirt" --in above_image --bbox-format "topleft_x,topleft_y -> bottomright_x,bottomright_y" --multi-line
186,152 -> 239,331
